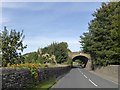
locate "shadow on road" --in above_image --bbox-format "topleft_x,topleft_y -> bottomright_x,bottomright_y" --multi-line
72,65 -> 83,69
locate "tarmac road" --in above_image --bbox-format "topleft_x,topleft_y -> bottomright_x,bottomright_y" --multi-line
51,66 -> 118,89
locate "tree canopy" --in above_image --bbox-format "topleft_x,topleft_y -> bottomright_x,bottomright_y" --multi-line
80,2 -> 120,66
23,42 -> 70,64
1,27 -> 27,66
41,42 -> 70,63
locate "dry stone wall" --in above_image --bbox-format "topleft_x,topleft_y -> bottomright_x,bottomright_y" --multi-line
1,66 -> 71,90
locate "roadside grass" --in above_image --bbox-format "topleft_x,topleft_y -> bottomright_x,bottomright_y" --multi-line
24,78 -> 56,90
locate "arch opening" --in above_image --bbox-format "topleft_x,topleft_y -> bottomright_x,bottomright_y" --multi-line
72,55 -> 89,68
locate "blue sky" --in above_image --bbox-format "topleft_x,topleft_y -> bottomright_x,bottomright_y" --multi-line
1,2 -> 102,54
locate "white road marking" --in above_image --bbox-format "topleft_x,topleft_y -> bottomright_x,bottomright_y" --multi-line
78,68 -> 98,87
78,69 -> 87,78
78,68 -> 81,72
111,80 -> 119,85
90,70 -> 119,85
78,69 -> 83,74
84,75 -> 87,78
89,79 -> 98,87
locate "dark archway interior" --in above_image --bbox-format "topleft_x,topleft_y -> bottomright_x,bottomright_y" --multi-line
72,56 -> 89,68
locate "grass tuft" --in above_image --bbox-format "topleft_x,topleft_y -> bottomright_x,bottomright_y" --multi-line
24,78 -> 56,90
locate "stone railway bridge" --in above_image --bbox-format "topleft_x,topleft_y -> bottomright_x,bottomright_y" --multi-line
68,52 -> 92,69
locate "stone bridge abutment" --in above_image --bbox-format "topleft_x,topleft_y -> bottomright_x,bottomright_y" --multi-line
68,52 -> 92,69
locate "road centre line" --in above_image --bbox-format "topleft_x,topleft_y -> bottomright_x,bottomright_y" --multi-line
79,69 -> 87,79
78,68 -> 83,74
78,69 -> 98,87
84,75 -> 87,78
89,79 -> 98,87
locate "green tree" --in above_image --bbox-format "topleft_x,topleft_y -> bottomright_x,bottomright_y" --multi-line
41,42 -> 69,64
0,32 -> 2,53
23,42 -> 70,64
23,51 -> 39,63
2,27 -> 27,66
80,2 -> 120,66
0,33 -> 1,66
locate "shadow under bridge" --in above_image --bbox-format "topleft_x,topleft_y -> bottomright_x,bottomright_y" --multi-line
72,55 -> 89,68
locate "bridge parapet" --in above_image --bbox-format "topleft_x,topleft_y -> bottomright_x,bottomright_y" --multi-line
68,52 -> 91,60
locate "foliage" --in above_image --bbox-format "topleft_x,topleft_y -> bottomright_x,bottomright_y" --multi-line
24,78 -> 56,90
23,52 -> 39,63
29,64 -> 38,80
75,59 -> 82,64
1,27 -> 27,67
42,53 -> 50,63
41,42 -> 69,64
80,2 -> 120,66
23,42 -> 69,64
42,53 -> 57,64
5,63 -> 46,68
0,32 -> 2,53
50,55 -> 57,64
23,51 -> 57,64
65,57 -> 72,65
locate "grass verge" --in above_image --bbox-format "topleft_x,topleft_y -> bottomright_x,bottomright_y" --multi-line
24,78 -> 56,90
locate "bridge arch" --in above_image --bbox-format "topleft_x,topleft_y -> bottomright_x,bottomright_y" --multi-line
68,52 -> 91,68
72,55 -> 89,68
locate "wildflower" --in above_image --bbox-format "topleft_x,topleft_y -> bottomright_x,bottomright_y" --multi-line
38,63 -> 41,67
7,63 -> 11,67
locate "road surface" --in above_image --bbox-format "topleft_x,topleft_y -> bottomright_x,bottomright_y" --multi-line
51,66 -> 118,89
0,77 -> 1,90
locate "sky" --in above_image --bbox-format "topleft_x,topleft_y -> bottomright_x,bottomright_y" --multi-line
1,2 -> 103,54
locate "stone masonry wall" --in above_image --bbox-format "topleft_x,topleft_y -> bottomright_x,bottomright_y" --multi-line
93,65 -> 119,80
1,66 -> 71,90
85,62 -> 119,84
